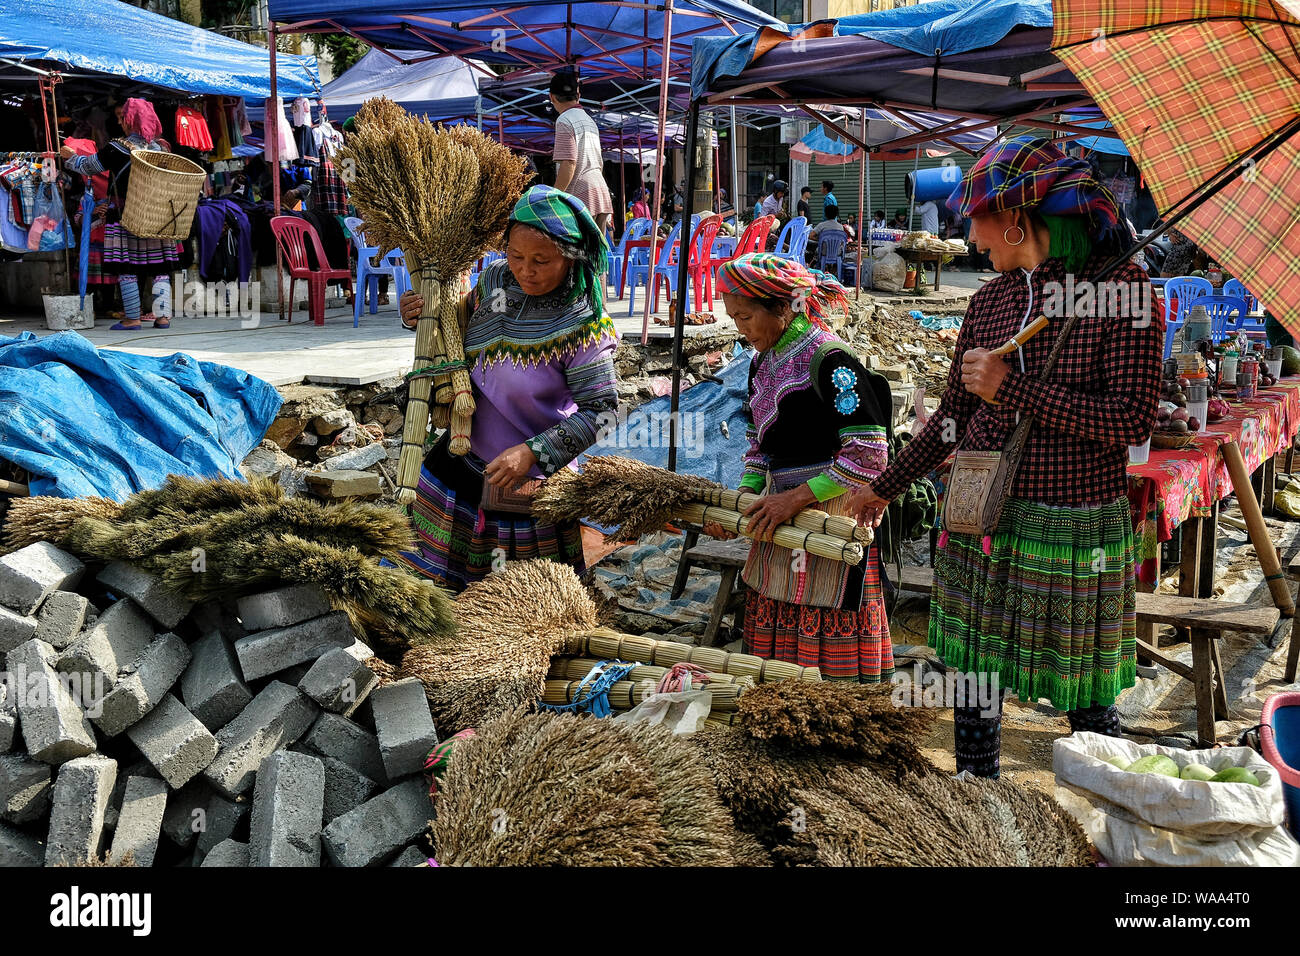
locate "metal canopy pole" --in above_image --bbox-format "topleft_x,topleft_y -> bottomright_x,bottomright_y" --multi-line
855,110 -> 865,299
729,105 -> 739,217
640,0 -> 675,345
668,97 -> 701,473
269,21 -> 283,323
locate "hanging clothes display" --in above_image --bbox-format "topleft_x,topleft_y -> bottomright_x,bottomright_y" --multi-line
208,98 -> 233,161
291,96 -> 318,165
175,103 -> 214,151
264,97 -> 299,163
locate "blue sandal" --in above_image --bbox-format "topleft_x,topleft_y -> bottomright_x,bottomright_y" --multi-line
110,322 -> 145,330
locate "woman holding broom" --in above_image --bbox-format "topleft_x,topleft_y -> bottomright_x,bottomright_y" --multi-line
395,185 -> 617,591
850,136 -> 1162,777
711,252 -> 895,683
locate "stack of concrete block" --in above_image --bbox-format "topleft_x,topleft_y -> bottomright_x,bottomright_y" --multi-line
0,544 -> 436,867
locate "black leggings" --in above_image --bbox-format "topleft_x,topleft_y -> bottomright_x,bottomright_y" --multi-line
953,685 -> 1120,779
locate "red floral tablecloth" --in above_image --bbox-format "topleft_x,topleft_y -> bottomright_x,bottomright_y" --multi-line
1128,377 -> 1300,583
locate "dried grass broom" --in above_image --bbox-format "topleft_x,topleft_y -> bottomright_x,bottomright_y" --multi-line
397,559 -> 596,734
340,99 -> 527,501
3,476 -> 456,647
534,456 -> 870,563
785,767 -> 1093,867
2,495 -> 122,553
433,708 -> 674,867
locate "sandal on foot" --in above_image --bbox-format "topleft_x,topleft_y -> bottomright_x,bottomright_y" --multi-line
152,317 -> 171,329
110,321 -> 144,330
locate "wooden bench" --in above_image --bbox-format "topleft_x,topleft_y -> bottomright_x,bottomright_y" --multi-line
676,536 -> 751,647
896,565 -> 1280,746
1282,552 -> 1300,683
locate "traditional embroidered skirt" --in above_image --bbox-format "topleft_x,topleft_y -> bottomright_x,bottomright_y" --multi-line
102,222 -> 182,276
393,435 -> 584,593
930,496 -> 1137,712
743,551 -> 894,682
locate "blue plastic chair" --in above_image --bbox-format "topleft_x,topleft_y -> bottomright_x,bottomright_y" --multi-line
788,220 -> 813,266
1163,275 -> 1213,326
1163,318 -> 1184,359
468,250 -> 504,290
609,218 -> 653,295
1196,294 -> 1249,343
344,216 -> 410,328
627,219 -> 683,316
772,216 -> 807,262
652,215 -> 720,315
1222,278 -> 1258,314
816,231 -> 848,281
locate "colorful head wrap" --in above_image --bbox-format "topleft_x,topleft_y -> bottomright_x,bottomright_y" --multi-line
715,252 -> 849,328
949,134 -> 1122,242
507,184 -> 609,316
121,98 -> 163,144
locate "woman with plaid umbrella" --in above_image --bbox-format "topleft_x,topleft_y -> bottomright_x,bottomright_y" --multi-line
851,136 -> 1163,777
395,185 -> 617,591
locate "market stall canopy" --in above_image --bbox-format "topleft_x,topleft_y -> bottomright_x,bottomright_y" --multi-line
320,47 -> 481,122
690,0 -> 1093,146
0,0 -> 320,99
267,0 -> 785,81
1052,0 -> 1300,338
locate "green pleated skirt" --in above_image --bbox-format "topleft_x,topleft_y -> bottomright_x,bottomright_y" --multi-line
930,496 -> 1138,712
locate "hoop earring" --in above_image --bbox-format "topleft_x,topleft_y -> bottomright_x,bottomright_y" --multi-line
1004,225 -> 1025,246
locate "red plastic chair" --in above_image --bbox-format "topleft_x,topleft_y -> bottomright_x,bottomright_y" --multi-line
710,214 -> 775,286
270,216 -> 354,325
686,214 -> 722,312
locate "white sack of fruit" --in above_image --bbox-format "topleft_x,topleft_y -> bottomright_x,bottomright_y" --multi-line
1052,732 -> 1300,867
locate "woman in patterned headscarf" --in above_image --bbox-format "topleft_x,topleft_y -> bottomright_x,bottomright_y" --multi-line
850,135 -> 1162,777
712,252 -> 895,683
396,185 -> 617,591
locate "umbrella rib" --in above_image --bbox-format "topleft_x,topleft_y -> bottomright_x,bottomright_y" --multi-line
1246,13 -> 1300,87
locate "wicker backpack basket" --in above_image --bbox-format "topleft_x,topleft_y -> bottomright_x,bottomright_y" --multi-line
120,149 -> 205,240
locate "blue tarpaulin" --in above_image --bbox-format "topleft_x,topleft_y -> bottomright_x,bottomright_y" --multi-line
691,0 -> 1054,101
0,0 -> 320,99
0,331 -> 282,500
266,0 -> 783,79
577,347 -> 752,488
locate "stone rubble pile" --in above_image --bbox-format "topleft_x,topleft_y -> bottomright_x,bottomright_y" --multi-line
0,541 -> 435,868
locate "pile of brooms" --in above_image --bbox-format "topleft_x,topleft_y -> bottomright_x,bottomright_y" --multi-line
533,456 -> 871,564
340,98 -> 530,502
1,475 -> 456,648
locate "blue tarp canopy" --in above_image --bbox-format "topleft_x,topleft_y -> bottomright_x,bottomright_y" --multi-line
690,0 -> 1072,121
0,331 -> 282,500
0,0 -> 320,99
267,0 -> 784,81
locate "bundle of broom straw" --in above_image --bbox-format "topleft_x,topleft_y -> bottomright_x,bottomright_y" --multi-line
532,456 -> 871,564
341,99 -> 529,503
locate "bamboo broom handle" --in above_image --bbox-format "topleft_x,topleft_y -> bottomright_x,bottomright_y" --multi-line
441,281 -> 473,456
1221,440 -> 1294,616
674,502 -> 864,564
395,261 -> 441,505
0,478 -> 29,496
697,486 -> 872,543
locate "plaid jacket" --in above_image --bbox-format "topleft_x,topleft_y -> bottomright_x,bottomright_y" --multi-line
872,253 -> 1162,506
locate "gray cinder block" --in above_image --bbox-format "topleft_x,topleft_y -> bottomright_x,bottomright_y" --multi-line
7,639 -> 96,764
56,599 -> 154,695
179,631 -> 252,732
300,712 -> 385,784
0,542 -> 84,615
125,694 -> 218,789
233,611 -> 356,681
0,821 -> 44,866
33,591 -> 89,651
236,585 -> 331,632
94,632 -> 192,737
108,775 -> 168,867
369,678 -> 438,781
321,779 -> 432,868
96,562 -> 193,630
0,752 -> 52,824
199,838 -> 249,867
297,648 -> 377,716
248,750 -> 325,867
201,682 -> 317,799
45,755 -> 117,866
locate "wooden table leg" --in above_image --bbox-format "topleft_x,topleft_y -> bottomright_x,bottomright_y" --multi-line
1208,636 -> 1232,720
1136,541 -> 1160,671
670,529 -> 699,600
1179,516 -> 1204,600
1190,629 -> 1218,747
1196,504 -> 1218,600
704,566 -> 737,648
1262,454 -> 1277,516
1286,624 -> 1299,683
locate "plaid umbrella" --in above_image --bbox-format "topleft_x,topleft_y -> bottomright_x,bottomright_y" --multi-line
1052,1 -> 1300,337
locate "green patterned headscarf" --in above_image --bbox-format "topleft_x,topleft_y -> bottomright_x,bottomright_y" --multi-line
507,184 -> 609,316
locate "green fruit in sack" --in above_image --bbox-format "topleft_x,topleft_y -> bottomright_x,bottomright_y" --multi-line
1179,763 -> 1217,781
1102,755 -> 1130,769
1282,346 -> 1300,376
1126,755 -> 1181,777
1209,767 -> 1261,786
